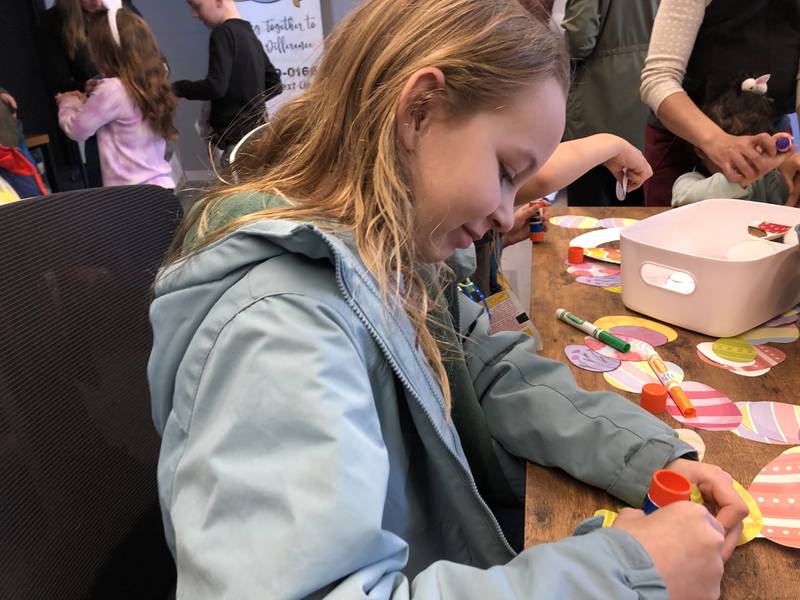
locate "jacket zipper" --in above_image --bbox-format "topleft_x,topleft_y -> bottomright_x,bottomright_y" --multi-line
320,237 -> 516,558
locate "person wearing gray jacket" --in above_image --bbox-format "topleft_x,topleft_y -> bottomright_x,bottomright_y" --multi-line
561,0 -> 659,205
148,1 -> 746,598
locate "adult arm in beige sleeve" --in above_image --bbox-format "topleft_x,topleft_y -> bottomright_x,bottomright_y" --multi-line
641,0 -> 778,185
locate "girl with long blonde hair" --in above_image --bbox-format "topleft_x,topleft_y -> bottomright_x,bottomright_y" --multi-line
149,0 -> 746,597
55,7 -> 175,188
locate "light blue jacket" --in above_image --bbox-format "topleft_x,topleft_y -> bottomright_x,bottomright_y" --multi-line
148,196 -> 694,598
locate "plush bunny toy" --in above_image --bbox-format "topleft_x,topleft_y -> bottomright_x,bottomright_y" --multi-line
741,74 -> 771,95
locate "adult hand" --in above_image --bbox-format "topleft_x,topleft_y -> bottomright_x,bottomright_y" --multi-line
602,139 -> 653,192
701,132 -> 778,186
0,91 -> 17,112
613,502 -> 725,600
778,152 -> 800,206
664,458 -> 747,560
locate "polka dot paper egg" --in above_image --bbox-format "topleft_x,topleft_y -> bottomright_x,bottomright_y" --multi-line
665,381 -> 742,431
748,447 -> 800,549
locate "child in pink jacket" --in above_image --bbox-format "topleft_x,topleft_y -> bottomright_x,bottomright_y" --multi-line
57,5 -> 176,189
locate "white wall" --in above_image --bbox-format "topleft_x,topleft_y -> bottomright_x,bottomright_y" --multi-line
135,0 -> 363,179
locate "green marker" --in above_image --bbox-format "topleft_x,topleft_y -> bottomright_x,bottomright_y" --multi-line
556,309 -> 631,353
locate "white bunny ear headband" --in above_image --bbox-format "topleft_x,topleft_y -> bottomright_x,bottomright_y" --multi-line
741,74 -> 770,95
102,0 -> 124,47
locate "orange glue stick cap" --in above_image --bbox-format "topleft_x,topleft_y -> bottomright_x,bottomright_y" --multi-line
567,246 -> 584,264
648,469 -> 692,507
640,383 -> 668,414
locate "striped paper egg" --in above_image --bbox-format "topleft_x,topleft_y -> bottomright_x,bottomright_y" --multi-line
665,382 -> 742,431
697,342 -> 756,368
734,402 -> 800,445
593,316 -> 678,342
597,217 -> 639,229
674,428 -> 705,461
609,325 -> 669,347
741,325 -> 799,345
696,344 -> 784,377
603,360 -> 684,394
748,447 -> 800,549
584,334 -> 655,361
549,215 -> 599,229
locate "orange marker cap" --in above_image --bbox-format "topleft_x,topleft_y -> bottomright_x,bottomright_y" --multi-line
648,469 -> 692,507
670,386 -> 697,418
530,231 -> 545,243
567,246 -> 584,264
640,383 -> 668,414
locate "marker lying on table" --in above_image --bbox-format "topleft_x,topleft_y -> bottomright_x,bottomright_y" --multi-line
646,352 -> 696,418
555,309 -> 630,353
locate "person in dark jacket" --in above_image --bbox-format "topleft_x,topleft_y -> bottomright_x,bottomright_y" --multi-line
173,0 -> 282,152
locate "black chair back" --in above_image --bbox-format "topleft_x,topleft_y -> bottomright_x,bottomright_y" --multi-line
0,186 -> 180,599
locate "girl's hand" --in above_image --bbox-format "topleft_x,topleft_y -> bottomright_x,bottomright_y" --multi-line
602,139 -> 653,192
664,458 -> 748,560
613,502 -> 725,600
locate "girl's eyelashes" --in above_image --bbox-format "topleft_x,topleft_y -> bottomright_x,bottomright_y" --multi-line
499,163 -> 513,185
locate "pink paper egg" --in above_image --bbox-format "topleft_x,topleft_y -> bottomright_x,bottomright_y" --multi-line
602,360 -> 684,394
609,325 -> 669,347
742,401 -> 800,444
748,447 -> 800,549
696,344 -> 785,377
666,382 -> 742,431
584,334 -> 655,361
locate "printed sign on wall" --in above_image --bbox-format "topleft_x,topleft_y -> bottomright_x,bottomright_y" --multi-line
236,0 -> 323,111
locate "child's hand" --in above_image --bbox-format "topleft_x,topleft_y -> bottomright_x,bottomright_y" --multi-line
0,91 -> 17,113
55,91 -> 86,105
503,202 -> 542,246
664,458 -> 747,560
602,140 -> 653,193
613,502 -> 725,600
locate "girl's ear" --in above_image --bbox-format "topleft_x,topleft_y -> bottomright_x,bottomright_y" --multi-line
396,67 -> 446,151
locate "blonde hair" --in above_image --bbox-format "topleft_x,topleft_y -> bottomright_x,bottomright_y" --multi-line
165,0 -> 568,409
86,9 -> 177,140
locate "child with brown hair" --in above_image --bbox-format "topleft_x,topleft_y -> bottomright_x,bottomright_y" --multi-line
672,80 -> 797,207
56,3 -> 175,188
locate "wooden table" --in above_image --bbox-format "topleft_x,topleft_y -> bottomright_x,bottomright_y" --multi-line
524,206 -> 799,599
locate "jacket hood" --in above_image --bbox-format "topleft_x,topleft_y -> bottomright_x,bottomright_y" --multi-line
147,195 -> 476,433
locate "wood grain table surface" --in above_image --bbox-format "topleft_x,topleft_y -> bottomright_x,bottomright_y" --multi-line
523,206 -> 799,599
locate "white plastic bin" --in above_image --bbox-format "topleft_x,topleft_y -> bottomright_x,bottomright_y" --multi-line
620,199 -> 800,337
